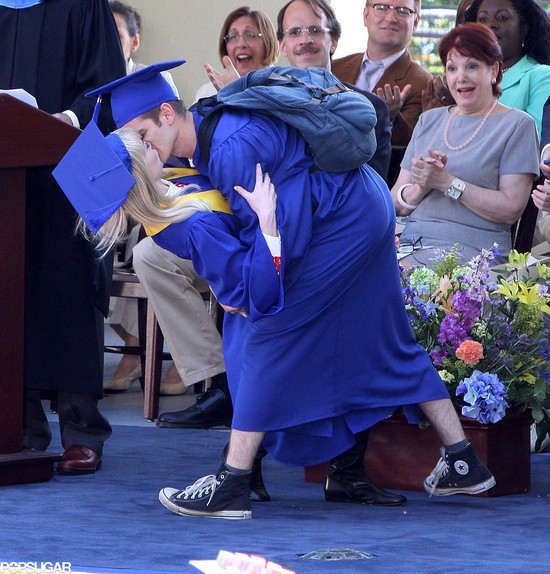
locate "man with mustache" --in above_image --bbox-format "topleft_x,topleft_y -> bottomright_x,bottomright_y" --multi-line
277,0 -> 391,181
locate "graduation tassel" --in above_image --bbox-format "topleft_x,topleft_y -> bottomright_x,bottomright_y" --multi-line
92,95 -> 102,125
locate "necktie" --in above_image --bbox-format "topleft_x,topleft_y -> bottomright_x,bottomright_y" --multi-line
356,59 -> 384,92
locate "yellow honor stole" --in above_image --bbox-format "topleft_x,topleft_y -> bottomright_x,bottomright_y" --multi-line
144,168 -> 232,236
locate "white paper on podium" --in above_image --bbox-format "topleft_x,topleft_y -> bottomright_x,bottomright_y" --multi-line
0,88 -> 38,108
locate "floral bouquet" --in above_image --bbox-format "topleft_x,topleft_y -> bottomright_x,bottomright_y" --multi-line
401,245 -> 550,449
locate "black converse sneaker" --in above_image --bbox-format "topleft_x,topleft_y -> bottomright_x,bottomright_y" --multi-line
159,464 -> 252,519
424,444 -> 496,496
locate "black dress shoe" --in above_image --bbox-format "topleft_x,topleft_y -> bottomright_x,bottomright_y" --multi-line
324,474 -> 407,506
57,445 -> 102,475
156,387 -> 233,429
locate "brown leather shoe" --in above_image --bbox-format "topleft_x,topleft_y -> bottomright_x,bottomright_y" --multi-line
57,445 -> 102,475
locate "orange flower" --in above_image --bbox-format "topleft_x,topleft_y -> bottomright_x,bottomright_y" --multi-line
455,340 -> 484,365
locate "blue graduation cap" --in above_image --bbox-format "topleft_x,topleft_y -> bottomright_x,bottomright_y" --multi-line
86,60 -> 186,128
53,122 -> 136,234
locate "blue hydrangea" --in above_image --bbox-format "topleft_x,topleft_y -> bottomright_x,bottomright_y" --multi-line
456,370 -> 509,424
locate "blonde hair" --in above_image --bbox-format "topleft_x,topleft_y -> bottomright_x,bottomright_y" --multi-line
78,127 -> 212,255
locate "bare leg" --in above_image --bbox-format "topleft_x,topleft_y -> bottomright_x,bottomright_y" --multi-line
109,328 -> 140,379
160,363 -> 183,386
226,429 -> 265,470
419,398 -> 466,445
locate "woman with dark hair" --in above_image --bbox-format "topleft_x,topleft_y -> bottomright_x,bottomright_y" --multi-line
392,23 -> 539,266
464,0 -> 550,133
195,6 -> 279,99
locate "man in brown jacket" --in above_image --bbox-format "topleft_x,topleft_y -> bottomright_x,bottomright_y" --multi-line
332,0 -> 431,147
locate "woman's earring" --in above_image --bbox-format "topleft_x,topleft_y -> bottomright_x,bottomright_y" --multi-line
491,78 -> 496,85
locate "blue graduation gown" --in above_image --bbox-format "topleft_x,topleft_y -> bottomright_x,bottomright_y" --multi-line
152,212 -> 282,321
191,109 -> 449,467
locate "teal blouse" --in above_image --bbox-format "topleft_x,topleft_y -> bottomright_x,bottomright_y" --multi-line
499,55 -> 550,136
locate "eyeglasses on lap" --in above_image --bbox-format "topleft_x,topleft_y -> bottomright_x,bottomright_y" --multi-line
224,32 -> 263,44
397,236 -> 423,255
283,26 -> 331,38
369,3 -> 417,18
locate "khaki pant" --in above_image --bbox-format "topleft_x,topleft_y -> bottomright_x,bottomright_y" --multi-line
132,237 -> 225,387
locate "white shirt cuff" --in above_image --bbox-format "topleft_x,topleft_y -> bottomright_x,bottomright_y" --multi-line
262,232 -> 281,257
63,110 -> 79,128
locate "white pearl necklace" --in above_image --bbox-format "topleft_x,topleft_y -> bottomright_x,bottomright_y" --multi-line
443,98 -> 498,152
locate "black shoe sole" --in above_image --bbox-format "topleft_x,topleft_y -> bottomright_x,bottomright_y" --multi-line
156,420 -> 231,429
325,494 -> 406,506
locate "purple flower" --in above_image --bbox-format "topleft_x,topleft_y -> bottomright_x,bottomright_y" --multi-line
438,314 -> 469,348
430,348 -> 448,366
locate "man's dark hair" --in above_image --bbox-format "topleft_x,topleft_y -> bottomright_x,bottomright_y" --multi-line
277,0 -> 341,41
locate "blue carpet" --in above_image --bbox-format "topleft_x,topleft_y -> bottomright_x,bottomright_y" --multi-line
1,424 -> 549,574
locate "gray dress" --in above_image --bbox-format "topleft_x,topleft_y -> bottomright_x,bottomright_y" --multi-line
400,106 -> 539,266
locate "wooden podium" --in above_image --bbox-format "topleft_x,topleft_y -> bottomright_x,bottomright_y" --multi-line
0,94 -> 80,485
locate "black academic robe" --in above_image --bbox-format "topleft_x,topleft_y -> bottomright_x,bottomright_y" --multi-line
0,0 -> 125,395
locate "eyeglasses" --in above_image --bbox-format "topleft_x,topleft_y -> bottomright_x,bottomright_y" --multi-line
224,32 -> 263,44
369,3 -> 417,18
397,236 -> 423,257
283,26 -> 331,38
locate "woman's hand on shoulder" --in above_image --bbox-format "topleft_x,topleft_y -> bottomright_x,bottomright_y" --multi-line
234,164 -> 278,236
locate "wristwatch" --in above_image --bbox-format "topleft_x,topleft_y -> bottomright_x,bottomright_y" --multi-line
444,178 -> 466,201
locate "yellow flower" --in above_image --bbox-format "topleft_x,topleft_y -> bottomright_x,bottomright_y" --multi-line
519,373 -> 537,384
505,249 -> 531,271
493,279 -> 519,299
536,262 -> 549,280
516,282 -> 550,315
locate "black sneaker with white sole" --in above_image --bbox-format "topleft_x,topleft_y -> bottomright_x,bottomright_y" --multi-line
159,464 -> 252,519
424,443 -> 496,496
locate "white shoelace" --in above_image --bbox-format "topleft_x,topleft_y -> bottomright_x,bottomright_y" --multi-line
176,474 -> 220,505
426,454 -> 449,496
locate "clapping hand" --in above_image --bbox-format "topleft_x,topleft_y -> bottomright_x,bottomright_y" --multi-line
533,152 -> 550,211
204,55 -> 240,91
422,75 -> 454,111
376,83 -> 411,121
411,149 -> 448,192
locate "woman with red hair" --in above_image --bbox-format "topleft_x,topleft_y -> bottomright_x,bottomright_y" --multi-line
392,23 -> 539,267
